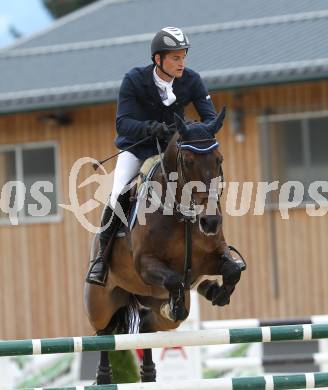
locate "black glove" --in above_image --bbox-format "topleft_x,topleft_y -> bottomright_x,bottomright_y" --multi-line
146,121 -> 170,140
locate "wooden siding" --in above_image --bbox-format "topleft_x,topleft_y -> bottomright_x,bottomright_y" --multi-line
0,105 -> 118,339
196,80 -> 328,321
0,80 -> 328,339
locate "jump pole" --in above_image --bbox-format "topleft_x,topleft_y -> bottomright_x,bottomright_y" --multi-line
1,324 -> 328,357
24,372 -> 328,390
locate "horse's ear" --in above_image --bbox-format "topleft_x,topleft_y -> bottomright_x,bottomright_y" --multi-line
206,106 -> 226,135
174,113 -> 188,138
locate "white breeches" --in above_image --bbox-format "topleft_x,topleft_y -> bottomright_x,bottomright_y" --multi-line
109,151 -> 143,208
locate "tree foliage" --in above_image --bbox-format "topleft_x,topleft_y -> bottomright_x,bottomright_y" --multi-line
42,0 -> 100,18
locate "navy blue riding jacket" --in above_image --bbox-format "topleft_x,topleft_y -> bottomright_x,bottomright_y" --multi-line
115,64 -> 217,160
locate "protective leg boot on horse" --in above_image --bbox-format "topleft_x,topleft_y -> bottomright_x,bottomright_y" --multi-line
197,248 -> 246,306
86,192 -> 130,287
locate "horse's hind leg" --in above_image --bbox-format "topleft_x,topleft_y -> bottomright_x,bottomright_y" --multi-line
139,310 -> 156,382
84,283 -> 130,384
96,316 -> 122,385
136,299 -> 191,382
140,349 -> 156,382
138,300 -> 189,382
96,347 -> 113,384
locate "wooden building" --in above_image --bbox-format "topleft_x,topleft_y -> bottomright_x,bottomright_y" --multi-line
0,0 -> 328,339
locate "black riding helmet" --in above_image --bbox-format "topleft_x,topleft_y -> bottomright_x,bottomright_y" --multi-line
151,27 -> 190,63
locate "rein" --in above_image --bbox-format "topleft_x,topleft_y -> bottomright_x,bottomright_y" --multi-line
93,135 -> 153,171
93,123 -> 176,171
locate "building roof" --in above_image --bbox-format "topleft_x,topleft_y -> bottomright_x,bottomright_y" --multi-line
1,0 -> 328,114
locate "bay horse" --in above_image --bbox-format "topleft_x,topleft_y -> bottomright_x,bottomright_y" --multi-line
84,111 -> 246,384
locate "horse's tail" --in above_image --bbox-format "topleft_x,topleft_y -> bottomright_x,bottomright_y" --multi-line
107,294 -> 140,335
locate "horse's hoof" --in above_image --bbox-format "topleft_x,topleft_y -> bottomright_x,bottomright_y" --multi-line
222,260 -> 242,285
174,305 -> 189,321
171,303 -> 188,321
96,367 -> 112,384
211,285 -> 231,306
171,293 -> 189,321
160,302 -> 188,322
97,374 -> 112,385
163,274 -> 184,294
141,362 -> 157,382
141,373 -> 157,382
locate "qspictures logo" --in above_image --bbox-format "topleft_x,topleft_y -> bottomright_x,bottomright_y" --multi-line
0,156 -> 327,231
0,180 -> 54,225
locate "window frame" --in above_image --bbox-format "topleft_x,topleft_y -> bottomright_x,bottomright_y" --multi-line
258,110 -> 328,210
0,140 -> 62,225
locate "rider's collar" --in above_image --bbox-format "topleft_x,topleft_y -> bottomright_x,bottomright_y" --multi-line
153,66 -> 174,88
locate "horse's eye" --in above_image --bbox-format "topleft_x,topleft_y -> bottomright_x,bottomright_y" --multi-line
216,157 -> 221,166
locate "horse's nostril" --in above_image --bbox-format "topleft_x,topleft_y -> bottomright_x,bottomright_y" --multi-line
200,215 -> 222,233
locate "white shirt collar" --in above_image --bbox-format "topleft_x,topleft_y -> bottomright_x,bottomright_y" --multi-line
152,66 -> 177,106
153,66 -> 174,89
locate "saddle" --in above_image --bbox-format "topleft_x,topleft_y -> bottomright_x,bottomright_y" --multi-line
136,154 -> 162,190
118,154 -> 163,237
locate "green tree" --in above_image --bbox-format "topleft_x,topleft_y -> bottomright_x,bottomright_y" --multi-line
42,0 -> 100,18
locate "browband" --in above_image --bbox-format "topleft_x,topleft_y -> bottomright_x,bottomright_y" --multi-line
177,141 -> 219,154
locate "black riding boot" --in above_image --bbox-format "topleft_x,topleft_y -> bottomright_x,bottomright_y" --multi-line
85,204 -> 118,286
86,193 -> 129,286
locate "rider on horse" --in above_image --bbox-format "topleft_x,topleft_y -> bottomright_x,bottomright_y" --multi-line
86,26 -> 218,286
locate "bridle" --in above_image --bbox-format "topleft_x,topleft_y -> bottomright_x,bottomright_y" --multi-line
176,138 -> 225,198
155,137 -> 224,222
155,136 -> 225,289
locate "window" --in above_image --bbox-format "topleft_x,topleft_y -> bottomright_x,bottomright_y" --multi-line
0,142 -> 60,224
260,112 -> 328,205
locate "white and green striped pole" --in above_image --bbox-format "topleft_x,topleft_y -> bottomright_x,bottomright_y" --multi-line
205,352 -> 328,370
202,315 -> 328,329
25,372 -> 328,390
1,324 -> 328,356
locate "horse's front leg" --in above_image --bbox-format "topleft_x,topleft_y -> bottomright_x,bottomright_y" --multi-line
137,255 -> 188,322
197,249 -> 246,306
